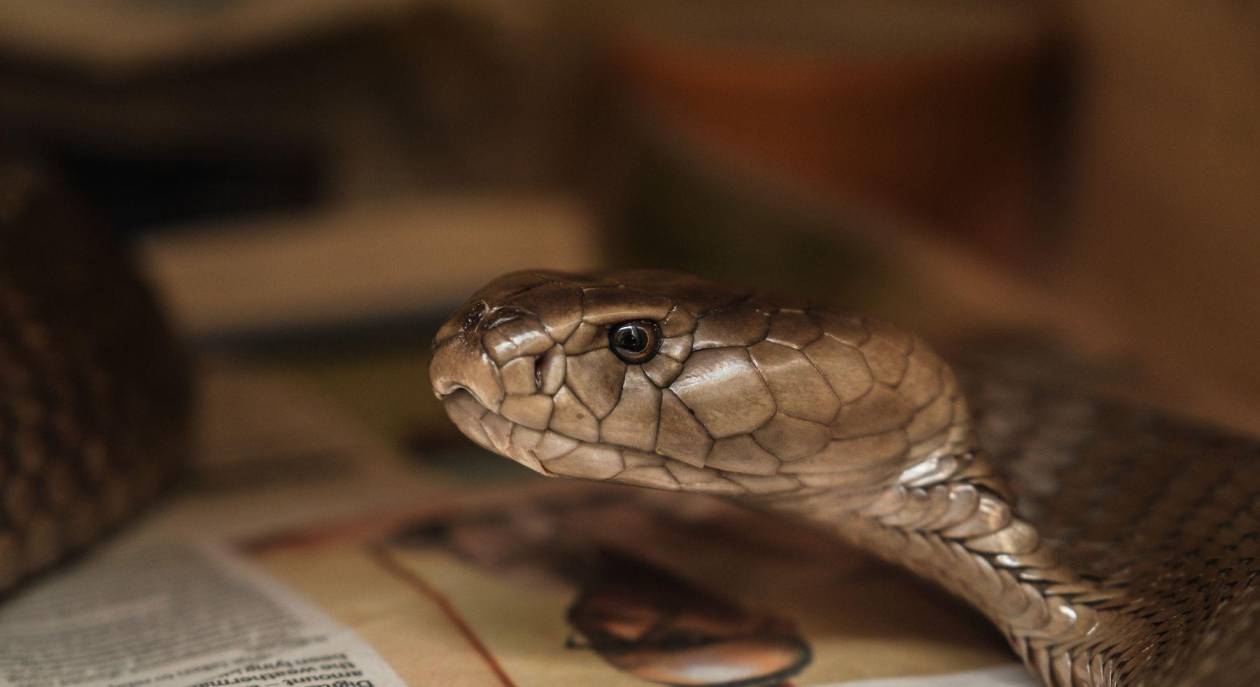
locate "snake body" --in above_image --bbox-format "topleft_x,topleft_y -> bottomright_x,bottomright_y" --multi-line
431,269 -> 1260,687
0,161 -> 190,594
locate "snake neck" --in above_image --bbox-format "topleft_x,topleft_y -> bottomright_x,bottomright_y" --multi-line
753,448 -> 1142,687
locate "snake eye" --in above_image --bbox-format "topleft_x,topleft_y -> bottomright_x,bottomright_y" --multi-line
609,320 -> 661,364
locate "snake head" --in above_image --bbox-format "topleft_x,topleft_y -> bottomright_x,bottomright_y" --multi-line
430,270 -> 971,500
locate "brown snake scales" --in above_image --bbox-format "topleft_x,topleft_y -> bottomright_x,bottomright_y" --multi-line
0,161 -> 189,597
430,269 -> 1260,687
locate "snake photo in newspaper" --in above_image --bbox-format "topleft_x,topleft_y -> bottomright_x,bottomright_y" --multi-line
430,269 -> 1260,687
0,161 -> 190,596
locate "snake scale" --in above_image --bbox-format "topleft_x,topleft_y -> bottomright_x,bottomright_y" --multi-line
431,269 -> 1260,687
0,160 -> 189,596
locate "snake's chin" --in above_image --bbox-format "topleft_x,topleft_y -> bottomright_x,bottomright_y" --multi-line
440,389 -> 551,476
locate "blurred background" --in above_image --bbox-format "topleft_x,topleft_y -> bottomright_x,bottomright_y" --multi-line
3,0 -> 1259,469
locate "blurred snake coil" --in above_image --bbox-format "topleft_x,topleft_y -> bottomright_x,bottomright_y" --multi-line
0,160 -> 189,595
431,269 -> 1260,687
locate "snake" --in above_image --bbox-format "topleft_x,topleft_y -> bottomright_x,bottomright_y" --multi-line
0,160 -> 190,596
430,269 -> 1260,687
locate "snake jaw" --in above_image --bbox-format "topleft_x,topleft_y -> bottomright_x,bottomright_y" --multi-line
438,389 -> 497,450
439,388 -> 550,475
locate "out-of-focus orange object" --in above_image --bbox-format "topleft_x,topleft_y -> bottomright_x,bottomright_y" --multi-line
604,1 -> 1056,263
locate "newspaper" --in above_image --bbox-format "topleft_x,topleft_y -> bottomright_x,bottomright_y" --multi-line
0,545 -> 405,687
0,366 -> 1033,687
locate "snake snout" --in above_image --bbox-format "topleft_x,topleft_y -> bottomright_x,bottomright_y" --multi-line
429,334 -> 505,413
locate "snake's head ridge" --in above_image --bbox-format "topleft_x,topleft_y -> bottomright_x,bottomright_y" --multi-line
430,269 -> 971,499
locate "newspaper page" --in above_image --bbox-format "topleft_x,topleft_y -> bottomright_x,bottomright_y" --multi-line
0,544 -> 406,687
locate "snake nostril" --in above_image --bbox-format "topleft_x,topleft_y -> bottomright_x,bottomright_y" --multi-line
461,301 -> 487,332
536,345 -> 565,395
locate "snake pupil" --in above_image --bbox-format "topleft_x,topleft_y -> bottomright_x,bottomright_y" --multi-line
609,321 -> 660,364
616,327 -> 646,352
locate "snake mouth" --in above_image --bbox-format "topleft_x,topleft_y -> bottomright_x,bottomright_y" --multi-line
439,388 -> 550,475
436,383 -> 498,416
